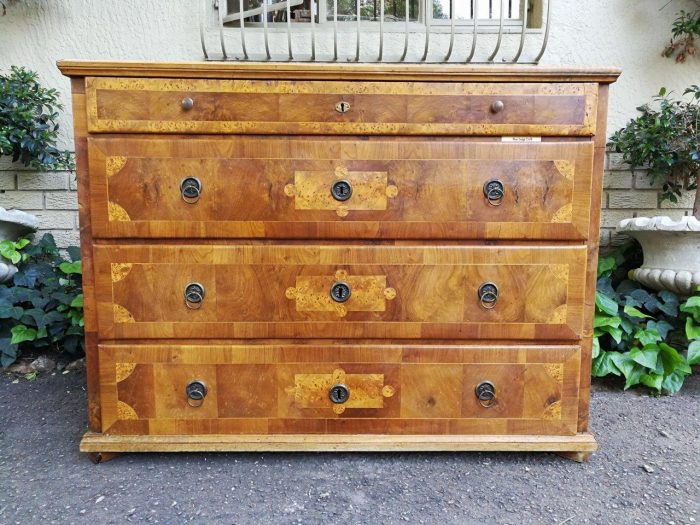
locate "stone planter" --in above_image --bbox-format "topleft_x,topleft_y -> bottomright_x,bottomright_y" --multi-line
617,216 -> 700,296
0,208 -> 39,283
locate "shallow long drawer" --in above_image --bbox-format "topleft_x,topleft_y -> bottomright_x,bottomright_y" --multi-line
88,137 -> 593,240
94,244 -> 587,340
85,77 -> 597,136
99,344 -> 580,436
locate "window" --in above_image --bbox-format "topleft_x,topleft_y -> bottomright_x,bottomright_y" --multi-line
223,0 -> 542,29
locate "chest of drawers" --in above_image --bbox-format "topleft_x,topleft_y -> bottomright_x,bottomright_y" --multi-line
58,61 -> 619,462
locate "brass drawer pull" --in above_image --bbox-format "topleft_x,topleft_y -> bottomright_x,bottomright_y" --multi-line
180,177 -> 202,203
483,179 -> 505,206
329,383 -> 350,404
475,381 -> 496,408
330,281 -> 352,303
181,97 -> 194,111
478,282 -> 499,309
490,100 -> 505,114
185,380 -> 207,407
330,179 -> 353,202
184,282 -> 205,309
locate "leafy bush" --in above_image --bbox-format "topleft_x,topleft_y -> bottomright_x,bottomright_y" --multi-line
663,1 -> 700,63
0,234 -> 83,368
608,86 -> 700,219
0,66 -> 74,170
593,245 -> 698,394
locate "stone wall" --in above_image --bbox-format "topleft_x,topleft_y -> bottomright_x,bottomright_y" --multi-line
602,153 -> 695,248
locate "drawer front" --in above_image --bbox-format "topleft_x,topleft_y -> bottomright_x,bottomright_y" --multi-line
94,245 -> 586,340
99,344 -> 580,436
85,78 -> 597,136
89,138 -> 593,240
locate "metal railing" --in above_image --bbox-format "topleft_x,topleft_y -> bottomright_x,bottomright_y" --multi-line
200,0 -> 551,63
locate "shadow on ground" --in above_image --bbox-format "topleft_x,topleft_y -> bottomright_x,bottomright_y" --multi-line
0,371 -> 698,524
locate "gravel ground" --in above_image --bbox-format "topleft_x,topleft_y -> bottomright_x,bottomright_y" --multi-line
0,370 -> 698,525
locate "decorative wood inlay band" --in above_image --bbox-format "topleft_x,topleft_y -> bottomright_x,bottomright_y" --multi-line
111,263 -> 133,283
284,166 -> 397,217
108,201 -> 131,222
113,304 -> 136,324
116,400 -> 138,420
105,156 -> 127,178
285,270 -> 396,317
115,362 -> 137,383
289,368 -> 395,415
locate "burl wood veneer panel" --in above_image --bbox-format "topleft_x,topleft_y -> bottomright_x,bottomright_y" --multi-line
93,244 -> 587,340
99,344 -> 581,436
85,78 -> 597,136
88,137 -> 593,240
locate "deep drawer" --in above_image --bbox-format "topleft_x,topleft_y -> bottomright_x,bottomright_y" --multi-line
85,78 -> 598,136
94,244 -> 587,341
88,137 -> 593,240
99,344 -> 580,436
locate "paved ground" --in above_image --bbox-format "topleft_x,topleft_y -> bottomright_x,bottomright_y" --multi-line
0,370 -> 697,525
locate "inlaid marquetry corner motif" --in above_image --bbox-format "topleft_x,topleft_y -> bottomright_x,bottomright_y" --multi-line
288,368 -> 396,414
106,156 -> 127,178
285,270 -> 396,317
111,263 -> 133,283
284,166 -> 398,217
541,364 -> 565,421
115,363 -> 139,420
550,160 -> 575,223
108,201 -> 131,222
113,304 -> 135,324
545,264 -> 570,324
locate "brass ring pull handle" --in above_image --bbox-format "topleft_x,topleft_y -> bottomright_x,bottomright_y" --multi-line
478,282 -> 499,309
490,100 -> 505,114
330,281 -> 352,303
475,381 -> 496,408
186,380 -> 208,407
331,179 -> 353,202
483,180 -> 505,206
184,282 -> 205,310
181,97 -> 194,111
329,383 -> 350,404
180,177 -> 202,204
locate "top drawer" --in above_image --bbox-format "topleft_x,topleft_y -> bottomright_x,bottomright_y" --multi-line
85,78 -> 598,136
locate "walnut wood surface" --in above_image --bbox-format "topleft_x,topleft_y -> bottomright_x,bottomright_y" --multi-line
88,137 -> 593,240
99,344 -> 580,436
93,244 -> 586,340
58,62 -> 617,456
85,78 -> 597,136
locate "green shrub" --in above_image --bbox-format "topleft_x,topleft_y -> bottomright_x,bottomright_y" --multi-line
0,234 -> 83,368
0,66 -> 74,170
593,244 -> 698,394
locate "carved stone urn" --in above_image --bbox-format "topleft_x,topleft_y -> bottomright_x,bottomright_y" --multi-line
617,216 -> 700,296
0,208 -> 38,283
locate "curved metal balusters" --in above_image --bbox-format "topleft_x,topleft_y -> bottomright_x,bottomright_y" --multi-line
465,0 -> 478,62
512,0 -> 528,63
534,0 -> 552,64
444,0 -> 456,61
487,0 -> 505,62
202,0 -> 551,64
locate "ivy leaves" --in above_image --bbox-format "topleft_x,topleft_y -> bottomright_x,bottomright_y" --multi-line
593,251 -> 698,395
0,234 -> 83,368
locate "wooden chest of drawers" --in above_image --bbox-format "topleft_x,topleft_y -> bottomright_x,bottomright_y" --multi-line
59,61 -> 619,462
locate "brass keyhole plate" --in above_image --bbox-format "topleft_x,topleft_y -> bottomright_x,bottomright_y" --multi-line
335,101 -> 351,113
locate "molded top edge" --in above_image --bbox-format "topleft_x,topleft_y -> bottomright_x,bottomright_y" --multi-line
57,60 -> 621,83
